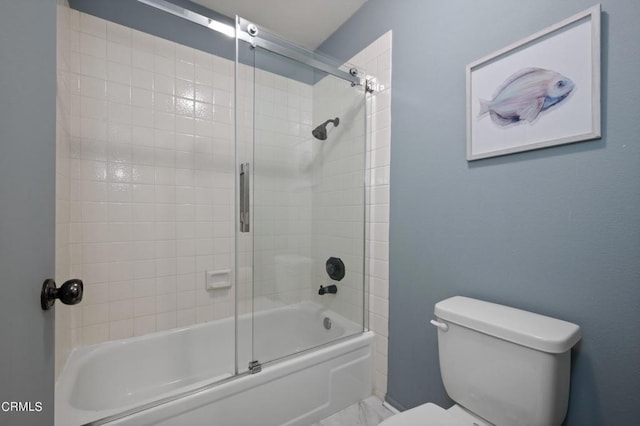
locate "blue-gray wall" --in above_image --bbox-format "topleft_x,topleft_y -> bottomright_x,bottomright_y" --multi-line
320,1 -> 640,424
0,0 -> 57,424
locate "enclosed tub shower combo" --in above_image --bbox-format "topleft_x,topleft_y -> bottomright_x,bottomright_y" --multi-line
54,1 -> 376,424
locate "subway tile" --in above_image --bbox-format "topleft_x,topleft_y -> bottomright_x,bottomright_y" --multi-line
132,126 -> 154,147
154,55 -> 175,76
176,79 -> 195,101
176,60 -> 194,82
82,303 -> 108,326
108,261 -> 133,282
79,13 -> 106,39
132,165 -> 155,184
80,75 -> 107,99
107,222 -> 132,242
133,277 -> 155,296
132,184 -> 154,203
131,68 -> 153,90
131,203 -> 155,222
80,54 -> 107,79
107,60 -> 131,85
134,296 -> 156,317
108,163 -> 132,183
107,21 -> 131,46
133,222 -> 155,241
176,291 -> 195,310
193,49 -> 213,69
156,312 -> 177,331
108,123 -> 133,145
83,323 -> 109,346
107,182 -> 132,203
108,202 -> 133,222
156,258 -> 177,277
107,41 -> 131,65
154,93 -> 175,114
195,66 -> 213,86
108,281 -> 133,302
175,44 -> 194,64
107,102 -> 132,125
134,315 -> 156,336
82,264 -> 109,286
131,87 -> 153,109
156,293 -> 176,313
131,31 -> 154,53
175,115 -> 195,136
109,319 -> 133,340
132,49 -> 154,71
109,299 -> 133,321
176,309 -> 195,327
106,81 -> 130,104
154,73 -> 174,95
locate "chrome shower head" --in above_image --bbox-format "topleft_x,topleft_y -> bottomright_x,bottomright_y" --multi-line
312,117 -> 340,140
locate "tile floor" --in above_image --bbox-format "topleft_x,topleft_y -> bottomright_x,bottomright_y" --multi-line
313,396 -> 395,426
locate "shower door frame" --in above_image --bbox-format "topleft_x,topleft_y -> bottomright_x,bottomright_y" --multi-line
235,15 -> 371,375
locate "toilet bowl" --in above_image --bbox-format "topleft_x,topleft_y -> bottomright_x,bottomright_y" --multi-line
380,296 -> 581,426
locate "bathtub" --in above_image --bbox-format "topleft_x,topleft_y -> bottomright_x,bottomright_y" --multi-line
56,302 -> 373,425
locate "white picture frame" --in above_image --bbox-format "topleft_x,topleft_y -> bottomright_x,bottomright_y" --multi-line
466,4 -> 601,161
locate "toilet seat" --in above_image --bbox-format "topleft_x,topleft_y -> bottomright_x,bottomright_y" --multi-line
380,403 -> 491,426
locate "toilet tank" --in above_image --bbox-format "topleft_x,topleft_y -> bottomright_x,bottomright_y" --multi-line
434,296 -> 581,426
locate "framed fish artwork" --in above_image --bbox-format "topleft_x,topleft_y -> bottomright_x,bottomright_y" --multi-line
466,4 -> 601,161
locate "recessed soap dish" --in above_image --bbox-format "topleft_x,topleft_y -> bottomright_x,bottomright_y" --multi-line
205,269 -> 232,291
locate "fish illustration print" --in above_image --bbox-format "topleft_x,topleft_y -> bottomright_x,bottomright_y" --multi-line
478,68 -> 574,126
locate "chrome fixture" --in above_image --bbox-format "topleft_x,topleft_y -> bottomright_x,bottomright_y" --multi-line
247,23 -> 258,37
248,360 -> 262,374
136,0 -> 234,37
237,18 -> 361,86
239,163 -> 250,232
323,317 -> 332,330
41,278 -> 83,310
312,118 -> 340,141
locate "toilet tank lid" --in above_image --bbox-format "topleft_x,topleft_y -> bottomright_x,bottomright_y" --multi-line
434,296 -> 582,353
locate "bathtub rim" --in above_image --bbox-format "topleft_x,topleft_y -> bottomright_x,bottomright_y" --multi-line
81,330 -> 373,426
56,302 -> 370,426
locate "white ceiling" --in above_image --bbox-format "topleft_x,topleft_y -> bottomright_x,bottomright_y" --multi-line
191,0 -> 368,50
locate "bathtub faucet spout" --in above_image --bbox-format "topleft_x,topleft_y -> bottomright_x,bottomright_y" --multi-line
318,285 -> 337,295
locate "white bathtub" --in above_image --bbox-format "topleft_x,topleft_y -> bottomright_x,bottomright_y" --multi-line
56,302 -> 373,425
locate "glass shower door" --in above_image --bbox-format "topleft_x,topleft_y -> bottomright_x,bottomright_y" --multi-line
236,19 -> 368,369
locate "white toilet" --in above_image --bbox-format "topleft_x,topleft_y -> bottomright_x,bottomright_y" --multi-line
381,296 -> 582,426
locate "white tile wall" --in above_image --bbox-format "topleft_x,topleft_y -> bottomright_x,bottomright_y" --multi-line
250,68 -> 315,313
348,31 -> 393,399
57,10 -> 391,399
311,32 -> 392,399
310,73 -> 367,325
66,11 -> 235,347
55,0 -> 76,377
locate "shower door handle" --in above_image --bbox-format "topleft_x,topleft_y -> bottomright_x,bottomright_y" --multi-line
239,163 -> 250,232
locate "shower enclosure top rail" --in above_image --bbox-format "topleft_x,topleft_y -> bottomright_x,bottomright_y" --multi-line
136,0 -> 235,37
236,18 -> 362,86
135,0 -> 362,86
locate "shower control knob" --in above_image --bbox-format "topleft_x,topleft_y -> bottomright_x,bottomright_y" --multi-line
325,257 -> 345,281
40,278 -> 84,311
